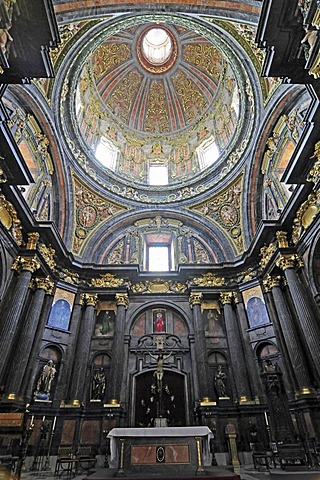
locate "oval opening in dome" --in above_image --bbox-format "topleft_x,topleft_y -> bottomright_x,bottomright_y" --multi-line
142,28 -> 173,65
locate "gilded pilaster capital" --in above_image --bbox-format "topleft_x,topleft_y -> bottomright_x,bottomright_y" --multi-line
232,292 -> 242,304
26,232 -> 40,250
189,292 -> 203,308
276,254 -> 303,271
115,293 -> 129,309
12,255 -> 40,273
307,141 -> 320,183
80,293 -> 98,308
276,231 -> 289,248
220,292 -> 234,305
34,276 -> 55,294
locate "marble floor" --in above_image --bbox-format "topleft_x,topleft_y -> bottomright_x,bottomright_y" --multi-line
12,466 -> 320,480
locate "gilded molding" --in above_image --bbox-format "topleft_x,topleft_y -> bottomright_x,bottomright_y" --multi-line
34,276 -> 55,294
12,255 -> 40,274
292,190 -> 320,244
130,279 -> 187,294
80,293 -> 98,307
309,50 -> 320,79
220,292 -> 234,305
259,242 -> 276,268
115,293 -> 129,309
92,273 -> 126,288
26,232 -> 40,250
275,254 -> 303,271
38,243 -> 56,270
190,272 -> 225,287
189,292 -> 203,308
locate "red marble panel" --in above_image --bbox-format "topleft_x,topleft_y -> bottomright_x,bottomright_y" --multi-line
81,420 -> 100,444
61,419 -> 76,445
131,445 -> 156,464
165,444 -> 190,463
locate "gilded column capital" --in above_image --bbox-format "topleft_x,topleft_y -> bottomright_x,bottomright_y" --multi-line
220,292 -> 234,305
307,141 -> 320,183
276,231 -> 289,248
276,254 -> 303,271
263,274 -> 282,292
232,292 -> 242,304
80,293 -> 98,308
115,293 -> 129,309
12,255 -> 40,273
189,292 -> 203,308
34,276 -> 55,294
26,232 -> 40,250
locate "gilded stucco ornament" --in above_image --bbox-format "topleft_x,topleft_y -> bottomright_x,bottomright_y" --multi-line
0,193 -> 22,245
292,190 -> 320,244
307,141 -> 320,183
259,242 -> 276,268
189,175 -> 244,254
276,231 -> 289,248
26,232 -> 40,250
130,279 -> 187,294
190,272 -> 225,287
72,173 -> 129,256
92,273 -> 126,288
38,243 -> 56,270
189,292 -> 203,308
58,268 -> 81,285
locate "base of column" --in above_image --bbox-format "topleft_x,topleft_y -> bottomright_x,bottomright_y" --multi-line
295,387 -> 317,398
200,397 -> 216,406
60,399 -> 82,407
239,396 -> 257,405
104,398 -> 121,407
2,392 -> 24,403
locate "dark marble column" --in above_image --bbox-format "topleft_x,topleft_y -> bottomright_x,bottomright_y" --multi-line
55,296 -> 83,404
221,292 -> 251,402
5,276 -> 55,398
22,291 -> 54,401
188,334 -> 200,402
69,293 -> 98,404
233,293 -> 262,401
276,254 -> 320,381
189,292 -> 209,400
109,293 -> 128,402
0,255 -> 40,383
265,274 -> 315,395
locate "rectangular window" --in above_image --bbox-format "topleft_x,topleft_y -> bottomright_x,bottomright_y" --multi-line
149,165 -> 168,185
148,245 -> 170,271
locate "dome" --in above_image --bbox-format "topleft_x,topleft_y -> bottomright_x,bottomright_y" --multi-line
61,15 -> 256,203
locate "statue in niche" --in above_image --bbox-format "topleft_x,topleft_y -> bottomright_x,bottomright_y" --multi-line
214,365 -> 227,397
91,368 -> 106,400
36,360 -> 56,396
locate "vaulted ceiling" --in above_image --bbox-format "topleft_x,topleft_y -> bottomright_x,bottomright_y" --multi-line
2,0 -> 311,269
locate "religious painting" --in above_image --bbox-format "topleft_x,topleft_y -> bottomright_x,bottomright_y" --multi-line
47,288 -> 75,330
202,301 -> 224,336
153,309 -> 166,333
94,302 -> 116,336
242,285 -> 270,328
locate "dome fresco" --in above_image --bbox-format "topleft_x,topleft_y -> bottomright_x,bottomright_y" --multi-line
60,15 -> 257,202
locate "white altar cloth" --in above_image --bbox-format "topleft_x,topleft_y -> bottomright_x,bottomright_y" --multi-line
107,426 -> 213,466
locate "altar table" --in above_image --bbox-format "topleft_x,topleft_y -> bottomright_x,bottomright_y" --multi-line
107,426 -> 213,476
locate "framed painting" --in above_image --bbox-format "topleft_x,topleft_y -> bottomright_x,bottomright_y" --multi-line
153,309 -> 166,333
47,288 -> 75,330
242,285 -> 270,328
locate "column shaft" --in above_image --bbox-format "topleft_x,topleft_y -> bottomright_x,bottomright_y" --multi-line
109,298 -> 127,401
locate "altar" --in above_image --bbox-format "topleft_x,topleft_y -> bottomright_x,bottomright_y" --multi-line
107,426 -> 213,476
